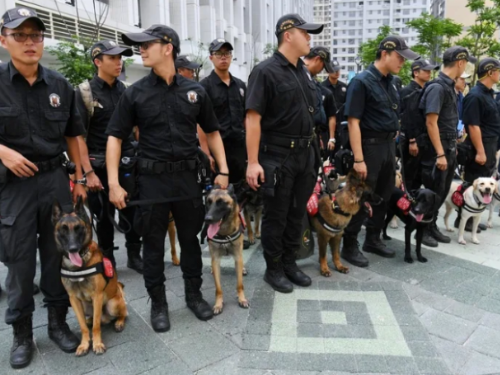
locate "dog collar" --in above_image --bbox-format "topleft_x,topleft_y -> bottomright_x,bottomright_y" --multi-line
330,195 -> 350,217
209,229 -> 242,244
61,262 -> 105,279
409,211 -> 433,223
463,192 -> 488,214
316,212 -> 345,234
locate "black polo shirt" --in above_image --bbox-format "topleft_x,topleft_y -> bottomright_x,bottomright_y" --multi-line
399,80 -> 423,136
200,70 -> 246,141
419,72 -> 458,134
344,64 -> 400,133
321,78 -> 347,115
319,84 -> 336,119
463,81 -> 500,138
400,80 -> 421,103
246,51 -> 317,137
106,71 -> 220,162
0,62 -> 84,161
75,76 -> 134,154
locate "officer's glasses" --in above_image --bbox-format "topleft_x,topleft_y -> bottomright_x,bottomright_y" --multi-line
212,51 -> 232,59
139,40 -> 167,50
3,32 -> 44,43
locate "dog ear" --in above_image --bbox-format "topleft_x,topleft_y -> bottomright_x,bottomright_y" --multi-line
227,184 -> 235,195
52,200 -> 63,226
75,197 -> 90,225
473,178 -> 479,190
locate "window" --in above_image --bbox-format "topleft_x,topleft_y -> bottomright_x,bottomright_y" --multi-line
348,38 -> 355,44
403,9 -> 410,15
402,27 -> 409,33
348,66 -> 355,71
403,0 -> 410,4
349,20 -> 355,26
348,57 -> 355,62
350,2 -> 356,7
349,11 -> 356,17
342,48 -> 346,52
383,10 -> 390,15
349,30 -> 355,35
333,48 -> 338,54
348,47 -> 355,53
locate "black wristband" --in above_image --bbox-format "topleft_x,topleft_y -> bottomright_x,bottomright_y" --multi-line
409,140 -> 416,144
84,169 -> 94,176
354,160 -> 364,164
436,154 -> 445,159
218,172 -> 229,176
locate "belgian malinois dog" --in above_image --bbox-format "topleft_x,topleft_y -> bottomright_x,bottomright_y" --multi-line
168,213 -> 180,266
205,185 -> 249,315
53,197 -> 127,356
237,183 -> 264,245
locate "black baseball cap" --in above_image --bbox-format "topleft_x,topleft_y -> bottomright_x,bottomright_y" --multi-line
309,47 -> 335,73
175,55 -> 201,70
330,59 -> 340,72
411,59 -> 439,71
90,40 -> 133,61
442,46 -> 477,64
378,36 -> 419,60
0,7 -> 45,31
122,24 -> 181,53
478,57 -> 500,78
209,38 -> 233,52
275,14 -> 323,37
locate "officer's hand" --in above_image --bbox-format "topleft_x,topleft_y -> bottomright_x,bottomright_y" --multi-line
475,152 -> 487,166
1,149 -> 38,177
328,140 -> 335,150
86,171 -> 103,192
72,183 -> 87,203
109,184 -> 128,210
436,155 -> 448,171
215,174 -> 229,189
409,142 -> 419,157
247,162 -> 264,191
209,155 -> 216,173
354,161 -> 367,180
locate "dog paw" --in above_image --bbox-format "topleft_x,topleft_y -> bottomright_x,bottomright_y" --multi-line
238,299 -> 250,309
472,238 -> 480,245
171,256 -> 180,266
75,343 -> 90,357
248,237 -> 256,245
404,257 -> 414,264
337,266 -> 349,274
213,303 -> 224,315
114,321 -> 125,332
417,256 -> 428,263
255,233 -> 261,239
459,238 -> 467,245
243,268 -> 248,276
92,342 -> 106,355
389,223 -> 398,229
487,221 -> 493,229
446,228 -> 455,233
320,268 -> 332,277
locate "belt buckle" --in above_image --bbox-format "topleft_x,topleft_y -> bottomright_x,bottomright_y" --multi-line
290,140 -> 295,149
166,163 -> 174,173
176,161 -> 184,172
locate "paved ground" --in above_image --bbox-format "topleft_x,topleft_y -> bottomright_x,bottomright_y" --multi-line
2,205 -> 500,374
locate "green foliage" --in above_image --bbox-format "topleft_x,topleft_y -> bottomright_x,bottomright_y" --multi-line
262,43 -> 278,58
47,38 -> 94,87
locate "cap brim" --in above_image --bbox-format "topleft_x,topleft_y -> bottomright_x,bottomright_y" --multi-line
176,61 -> 201,70
324,60 -> 335,73
421,64 -> 440,71
3,17 -> 46,31
395,48 -> 420,60
296,22 -> 324,34
468,56 -> 478,64
122,32 -> 158,46
210,42 -> 233,52
101,46 -> 134,57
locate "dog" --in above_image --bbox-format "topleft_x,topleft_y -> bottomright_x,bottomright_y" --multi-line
310,170 -> 382,277
53,197 -> 128,356
168,213 -> 180,265
487,177 -> 500,228
383,187 -> 439,263
444,177 -> 497,245
238,185 -> 263,246
205,185 -> 249,315
388,171 -> 403,229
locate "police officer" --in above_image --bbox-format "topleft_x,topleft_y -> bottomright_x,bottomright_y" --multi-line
0,7 -> 86,368
175,55 -> 201,80
341,36 -> 419,267
246,14 -> 323,293
303,47 -> 337,155
419,46 -> 476,246
75,40 -> 144,272
399,59 -> 439,191
200,39 -> 247,185
106,25 -> 229,331
459,58 -> 500,231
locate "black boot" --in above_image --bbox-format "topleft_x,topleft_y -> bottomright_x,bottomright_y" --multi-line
184,278 -> 213,321
126,242 -> 143,274
362,229 -> 395,258
282,253 -> 311,287
421,227 -> 438,247
10,315 -> 33,369
148,284 -> 170,332
454,216 -> 481,233
429,222 -> 451,243
102,247 -> 116,269
341,235 -> 369,267
263,254 -> 294,293
47,306 -> 79,353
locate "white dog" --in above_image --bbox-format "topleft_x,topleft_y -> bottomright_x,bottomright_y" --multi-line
487,181 -> 500,228
444,177 -> 497,245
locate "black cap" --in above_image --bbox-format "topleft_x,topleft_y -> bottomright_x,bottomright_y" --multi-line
330,59 -> 340,72
275,13 -> 323,37
209,38 -> 233,52
0,7 -> 45,31
442,46 -> 477,64
122,24 -> 181,53
411,59 -> 439,71
378,36 -> 419,60
175,55 -> 201,70
478,57 -> 500,78
90,40 -> 133,61
309,47 -> 335,73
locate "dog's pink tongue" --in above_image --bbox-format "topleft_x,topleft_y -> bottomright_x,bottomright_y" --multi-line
483,195 -> 492,204
207,221 -> 221,239
68,252 -> 83,267
415,214 -> 424,222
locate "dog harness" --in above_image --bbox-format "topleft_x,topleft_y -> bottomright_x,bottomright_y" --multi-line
452,185 -> 487,214
61,258 -> 114,284
208,229 -> 243,244
397,194 -> 412,215
315,212 -> 345,234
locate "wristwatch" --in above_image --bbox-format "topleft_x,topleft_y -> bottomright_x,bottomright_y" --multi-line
74,177 -> 87,185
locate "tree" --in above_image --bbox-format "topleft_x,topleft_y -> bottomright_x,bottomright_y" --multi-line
262,43 -> 278,58
184,38 -> 210,82
47,39 -> 94,86
406,12 -> 463,63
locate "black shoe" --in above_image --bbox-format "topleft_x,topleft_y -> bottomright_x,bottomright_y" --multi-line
362,229 -> 395,258
264,255 -> 294,293
126,243 -> 143,274
455,216 -> 481,233
420,228 -> 438,248
283,262 -> 311,287
184,278 -> 213,321
478,223 -> 487,231
102,247 -> 116,269
429,223 -> 451,243
10,316 -> 33,369
341,235 -> 369,267
243,240 -> 251,250
47,306 -> 79,353
148,284 -> 170,332
33,283 -> 40,296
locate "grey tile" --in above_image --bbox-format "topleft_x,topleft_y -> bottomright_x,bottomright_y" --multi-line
82,364 -> 120,375
245,320 -> 271,335
400,325 -> 431,341
394,313 -> 423,327
414,357 -> 452,374
337,280 -> 361,291
239,351 -> 297,370
241,334 -> 270,351
412,301 -> 431,316
297,300 -> 320,311
42,347 -> 111,375
349,324 -> 377,339
355,355 -> 389,373
360,282 -> 383,291
461,351 -> 500,375
402,283 -> 424,300
431,335 -> 472,375
0,332 -> 47,375
443,300 -> 486,323
317,281 -> 340,290
343,301 -> 368,314
479,312 -> 500,332
320,300 -> 344,311
465,325 -> 500,359
297,323 -> 324,338
476,296 -> 500,315
297,310 -> 322,324
420,309 -> 477,344
407,340 -> 441,357
345,312 -> 373,325
140,359 -> 193,375
323,324 -> 352,338
156,308 -> 213,344
444,285 -> 484,306
378,281 -> 404,291
414,291 -> 453,311
296,353 -> 357,372
386,356 -> 419,374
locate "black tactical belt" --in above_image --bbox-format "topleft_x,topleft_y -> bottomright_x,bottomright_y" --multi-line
482,136 -> 499,143
361,131 -> 395,139
30,154 -> 65,174
137,158 -> 197,174
261,134 -> 313,149
439,132 -> 457,140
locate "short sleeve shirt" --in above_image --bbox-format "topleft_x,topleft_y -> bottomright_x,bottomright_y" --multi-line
463,82 -> 500,138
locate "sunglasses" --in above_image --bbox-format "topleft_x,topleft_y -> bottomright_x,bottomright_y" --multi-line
139,40 -> 167,50
3,32 -> 44,43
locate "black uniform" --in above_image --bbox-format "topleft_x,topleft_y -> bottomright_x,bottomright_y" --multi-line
343,63 -> 399,236
246,51 -> 317,263
321,78 -> 347,149
462,82 -> 500,182
75,76 -> 140,255
200,70 -> 247,184
106,71 -> 219,289
399,80 -> 424,190
317,84 -> 336,152
0,62 -> 84,324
